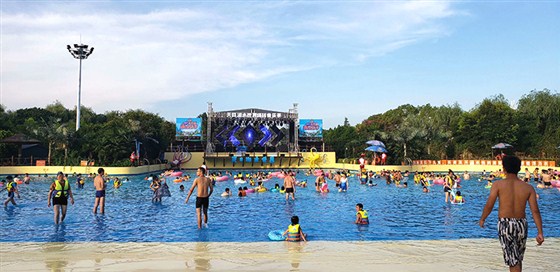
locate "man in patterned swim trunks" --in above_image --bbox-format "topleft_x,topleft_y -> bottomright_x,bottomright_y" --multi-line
479,155 -> 544,272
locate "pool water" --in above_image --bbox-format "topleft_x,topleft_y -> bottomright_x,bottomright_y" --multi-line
1,172 -> 558,242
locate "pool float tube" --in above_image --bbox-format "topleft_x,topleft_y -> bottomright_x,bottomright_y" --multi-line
257,188 -> 267,193
270,188 -> 279,192
245,188 -> 255,193
484,185 -> 492,189
313,169 -> 324,176
234,179 -> 246,184
269,172 -> 281,177
550,180 -> 560,187
433,179 -> 444,185
16,180 -> 23,184
260,178 -> 270,182
268,230 -> 285,241
215,176 -> 229,182
277,173 -> 286,179
279,189 -> 285,194
170,172 -> 183,177
173,179 -> 182,183
451,201 -> 464,205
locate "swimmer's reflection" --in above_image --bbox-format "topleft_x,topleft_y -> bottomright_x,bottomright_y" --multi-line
42,243 -> 68,272
49,223 -> 67,242
193,242 -> 211,271
284,241 -> 305,271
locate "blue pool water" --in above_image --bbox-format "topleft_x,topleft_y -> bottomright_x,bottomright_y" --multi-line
1,171 -> 559,242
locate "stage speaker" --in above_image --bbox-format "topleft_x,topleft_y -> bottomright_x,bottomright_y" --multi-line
289,121 -> 295,143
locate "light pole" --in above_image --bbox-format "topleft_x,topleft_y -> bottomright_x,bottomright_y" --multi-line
67,43 -> 94,131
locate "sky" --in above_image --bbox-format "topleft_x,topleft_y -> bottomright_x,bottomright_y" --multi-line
1,1 -> 559,128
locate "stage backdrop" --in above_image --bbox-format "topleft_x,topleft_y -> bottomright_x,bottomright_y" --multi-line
176,118 -> 202,137
299,119 -> 323,138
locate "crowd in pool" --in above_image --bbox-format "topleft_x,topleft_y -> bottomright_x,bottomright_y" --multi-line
1,161 -> 558,239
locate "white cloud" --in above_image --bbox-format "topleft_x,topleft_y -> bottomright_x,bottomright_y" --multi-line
1,1 -> 459,114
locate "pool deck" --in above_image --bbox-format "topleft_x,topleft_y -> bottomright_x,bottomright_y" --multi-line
1,238 -> 557,271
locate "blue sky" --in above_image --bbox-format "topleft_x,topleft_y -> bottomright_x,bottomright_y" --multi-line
1,1 -> 558,128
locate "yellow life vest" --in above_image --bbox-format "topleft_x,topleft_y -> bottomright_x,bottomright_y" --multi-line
357,210 -> 369,224
54,180 -> 69,198
287,224 -> 301,241
6,181 -> 15,192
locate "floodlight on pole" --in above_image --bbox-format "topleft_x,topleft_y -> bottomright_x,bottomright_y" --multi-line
67,43 -> 94,131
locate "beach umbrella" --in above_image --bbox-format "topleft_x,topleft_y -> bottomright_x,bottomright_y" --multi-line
492,143 -> 513,149
365,145 -> 388,153
366,140 -> 386,147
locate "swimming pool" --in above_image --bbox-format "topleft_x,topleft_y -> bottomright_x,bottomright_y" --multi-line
1,171 -> 558,242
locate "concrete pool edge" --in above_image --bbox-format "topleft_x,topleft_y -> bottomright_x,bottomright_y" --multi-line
1,238 -> 558,271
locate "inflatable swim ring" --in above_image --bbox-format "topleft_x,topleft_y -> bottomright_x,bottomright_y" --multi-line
257,188 -> 267,193
234,179 -> 246,184
245,188 -> 255,193
270,188 -> 279,192
451,201 -> 464,205
215,176 -> 229,182
484,185 -> 492,189
170,172 -> 183,177
173,179 -> 182,183
268,230 -> 285,241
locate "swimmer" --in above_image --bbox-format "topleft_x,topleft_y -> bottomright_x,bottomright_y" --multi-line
2,176 -> 20,207
422,186 -> 429,193
179,184 -> 185,192
453,191 -> 465,203
339,173 -> 348,192
221,188 -> 231,197
237,187 -> 246,197
283,215 -> 307,242
355,203 -> 369,224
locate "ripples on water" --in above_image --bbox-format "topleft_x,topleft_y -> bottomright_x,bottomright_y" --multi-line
1,172 -> 558,242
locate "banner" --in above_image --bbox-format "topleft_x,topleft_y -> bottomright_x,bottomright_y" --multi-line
176,118 -> 202,137
299,119 -> 323,138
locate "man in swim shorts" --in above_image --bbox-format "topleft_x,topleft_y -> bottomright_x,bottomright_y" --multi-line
479,155 -> 544,272
185,167 -> 214,229
93,168 -> 106,214
283,170 -> 296,200
48,172 -> 75,224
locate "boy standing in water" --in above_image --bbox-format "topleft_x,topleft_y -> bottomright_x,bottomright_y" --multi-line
2,175 -> 20,207
355,203 -> 369,224
480,155 -> 544,272
185,167 -> 214,229
93,168 -> 106,214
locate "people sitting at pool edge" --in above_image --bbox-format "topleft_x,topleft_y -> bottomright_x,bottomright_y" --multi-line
283,215 -> 307,242
453,191 -> 465,203
355,203 -> 369,225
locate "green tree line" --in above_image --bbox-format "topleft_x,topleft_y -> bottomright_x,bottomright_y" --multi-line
324,89 -> 560,164
0,101 -> 175,166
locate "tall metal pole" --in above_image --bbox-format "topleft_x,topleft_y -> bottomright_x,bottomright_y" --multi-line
77,58 -> 82,130
67,43 -> 94,131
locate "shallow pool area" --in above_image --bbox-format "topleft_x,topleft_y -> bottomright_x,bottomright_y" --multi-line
1,171 -> 558,242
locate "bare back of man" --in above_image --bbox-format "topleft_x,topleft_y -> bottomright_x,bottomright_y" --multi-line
283,172 -> 295,200
480,156 -> 543,272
